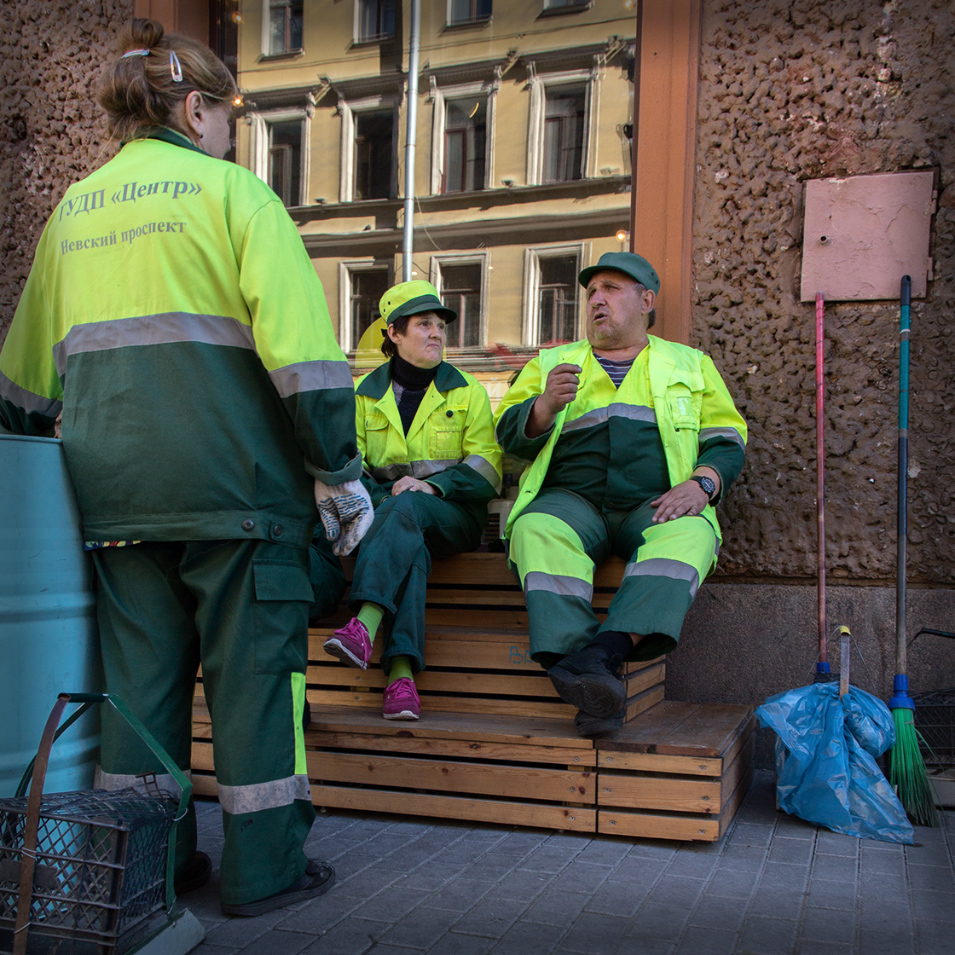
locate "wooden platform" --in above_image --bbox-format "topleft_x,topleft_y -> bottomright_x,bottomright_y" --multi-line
191,552 -> 754,842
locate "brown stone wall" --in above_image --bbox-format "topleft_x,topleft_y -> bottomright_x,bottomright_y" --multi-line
694,0 -> 955,585
0,1 -> 133,338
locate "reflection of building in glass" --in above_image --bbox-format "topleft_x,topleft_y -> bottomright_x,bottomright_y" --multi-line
235,1 -> 643,387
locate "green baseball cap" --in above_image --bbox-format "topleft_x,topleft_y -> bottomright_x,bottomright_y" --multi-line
578,251 -> 660,295
378,280 -> 457,325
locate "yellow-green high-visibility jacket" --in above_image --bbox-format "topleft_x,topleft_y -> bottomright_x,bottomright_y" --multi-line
0,129 -> 360,548
355,360 -> 502,510
494,336 -> 747,539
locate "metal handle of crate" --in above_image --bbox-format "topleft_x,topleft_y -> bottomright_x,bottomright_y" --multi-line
11,693 -> 193,951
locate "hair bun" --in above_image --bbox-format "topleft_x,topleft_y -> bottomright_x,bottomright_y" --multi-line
125,17 -> 164,53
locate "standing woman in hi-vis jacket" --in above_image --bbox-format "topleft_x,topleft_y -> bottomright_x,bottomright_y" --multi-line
323,280 -> 502,720
0,19 -> 373,917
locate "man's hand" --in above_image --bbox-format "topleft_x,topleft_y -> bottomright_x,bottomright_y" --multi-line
650,479 -> 710,523
391,477 -> 436,496
314,479 -> 375,555
526,363 -> 581,438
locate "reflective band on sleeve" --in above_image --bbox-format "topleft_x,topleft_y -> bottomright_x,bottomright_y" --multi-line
0,370 -> 62,418
699,426 -> 745,449
623,557 -> 702,598
523,571 -> 593,602
53,312 -> 255,375
217,774 -> 312,816
270,360 -> 356,398
95,765 -> 190,796
463,454 -> 502,492
562,403 -> 656,434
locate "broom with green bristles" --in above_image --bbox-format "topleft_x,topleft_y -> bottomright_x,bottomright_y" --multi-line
888,274 -> 939,827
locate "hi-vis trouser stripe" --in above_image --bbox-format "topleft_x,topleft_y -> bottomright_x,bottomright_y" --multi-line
217,774 -> 312,815
95,766 -> 191,796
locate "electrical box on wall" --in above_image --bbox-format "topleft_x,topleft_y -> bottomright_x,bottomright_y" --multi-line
800,170 -> 935,302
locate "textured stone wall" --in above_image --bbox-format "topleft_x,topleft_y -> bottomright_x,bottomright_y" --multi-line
0,1 -> 132,335
694,0 -> 955,585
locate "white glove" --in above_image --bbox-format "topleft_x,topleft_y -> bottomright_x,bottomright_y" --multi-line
314,479 -> 374,556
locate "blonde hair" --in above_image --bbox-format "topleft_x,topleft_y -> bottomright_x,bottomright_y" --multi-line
97,18 -> 237,143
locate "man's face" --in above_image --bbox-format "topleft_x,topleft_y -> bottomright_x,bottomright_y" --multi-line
585,270 -> 655,350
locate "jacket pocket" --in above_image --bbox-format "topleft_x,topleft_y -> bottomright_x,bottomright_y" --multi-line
666,370 -> 704,430
362,413 -> 391,468
252,558 -> 312,674
428,407 -> 466,458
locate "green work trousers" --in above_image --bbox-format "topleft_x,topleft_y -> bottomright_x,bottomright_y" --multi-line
347,491 -> 483,675
91,539 -> 315,906
508,488 -> 718,663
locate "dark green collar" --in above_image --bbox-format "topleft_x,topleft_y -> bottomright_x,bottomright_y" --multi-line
357,360 -> 467,399
122,127 -> 208,156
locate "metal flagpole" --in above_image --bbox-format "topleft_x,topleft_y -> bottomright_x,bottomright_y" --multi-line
402,0 -> 421,281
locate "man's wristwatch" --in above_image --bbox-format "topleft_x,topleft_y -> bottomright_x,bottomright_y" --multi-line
689,474 -> 716,501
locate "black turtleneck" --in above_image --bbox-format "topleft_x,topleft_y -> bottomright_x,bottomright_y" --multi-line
391,355 -> 440,435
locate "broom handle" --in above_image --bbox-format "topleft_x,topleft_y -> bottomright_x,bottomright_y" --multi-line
816,292 -> 827,672
896,275 -> 911,676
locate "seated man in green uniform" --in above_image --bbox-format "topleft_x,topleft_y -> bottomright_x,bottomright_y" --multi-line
494,252 -> 747,736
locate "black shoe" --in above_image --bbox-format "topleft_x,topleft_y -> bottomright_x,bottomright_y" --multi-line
221,859 -> 335,917
574,708 -> 624,738
174,851 -> 212,895
548,645 -> 626,719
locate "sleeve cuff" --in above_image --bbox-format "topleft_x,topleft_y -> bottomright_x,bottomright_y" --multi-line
305,451 -> 363,486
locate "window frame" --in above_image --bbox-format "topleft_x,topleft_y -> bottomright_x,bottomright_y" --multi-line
431,253 -> 489,350
447,0 -> 493,27
526,70 -> 597,186
339,260 -> 392,353
355,0 -> 396,44
522,244 -> 585,345
248,108 -> 311,208
339,96 -> 398,202
429,81 -> 495,196
261,0 -> 304,57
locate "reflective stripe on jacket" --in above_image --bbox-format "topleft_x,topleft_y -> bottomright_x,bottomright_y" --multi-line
494,336 -> 747,540
356,360 -> 502,506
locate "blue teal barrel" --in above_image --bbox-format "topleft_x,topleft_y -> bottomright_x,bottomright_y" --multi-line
0,434 -> 101,796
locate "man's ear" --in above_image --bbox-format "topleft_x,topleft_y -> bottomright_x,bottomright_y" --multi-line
642,289 -> 657,314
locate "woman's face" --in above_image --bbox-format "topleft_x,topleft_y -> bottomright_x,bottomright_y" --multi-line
389,312 -> 447,369
199,100 -> 234,159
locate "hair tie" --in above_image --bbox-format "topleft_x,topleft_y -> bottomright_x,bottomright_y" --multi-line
122,49 -> 150,58
169,50 -> 183,82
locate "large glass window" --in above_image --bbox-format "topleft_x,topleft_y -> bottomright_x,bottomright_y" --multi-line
542,86 -> 586,183
449,0 -> 492,24
349,268 -> 390,347
267,120 -> 302,207
443,97 -> 486,193
354,110 -> 394,200
358,0 -> 396,41
268,0 -> 302,54
537,254 -> 579,343
439,263 -> 483,348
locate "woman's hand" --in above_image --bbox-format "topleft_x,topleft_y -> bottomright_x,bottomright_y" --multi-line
650,480 -> 709,523
391,477 -> 436,496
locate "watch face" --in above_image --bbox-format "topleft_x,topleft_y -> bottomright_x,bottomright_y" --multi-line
695,475 -> 715,496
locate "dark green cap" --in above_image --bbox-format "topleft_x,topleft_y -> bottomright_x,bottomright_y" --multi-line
578,251 -> 660,294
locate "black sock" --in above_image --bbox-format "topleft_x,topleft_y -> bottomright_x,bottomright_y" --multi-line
590,630 -> 633,661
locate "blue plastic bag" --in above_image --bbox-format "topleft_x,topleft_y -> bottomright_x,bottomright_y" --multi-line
755,683 -> 914,844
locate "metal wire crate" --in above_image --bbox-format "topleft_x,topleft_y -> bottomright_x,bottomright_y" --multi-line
913,687 -> 955,767
0,788 -> 177,953
0,694 -> 192,955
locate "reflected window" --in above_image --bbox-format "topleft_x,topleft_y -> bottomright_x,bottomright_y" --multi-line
542,86 -> 586,183
358,0 -> 395,41
444,98 -> 486,193
349,268 -> 390,346
354,110 -> 394,199
267,120 -> 302,207
449,0 -> 492,24
439,263 -> 483,348
537,254 -> 579,343
268,0 -> 302,54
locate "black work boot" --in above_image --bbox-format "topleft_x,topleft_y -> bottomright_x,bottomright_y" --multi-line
547,644 -> 626,718
574,708 -> 625,738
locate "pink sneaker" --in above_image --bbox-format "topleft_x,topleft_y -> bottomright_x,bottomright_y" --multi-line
323,618 -> 371,670
382,678 -> 420,720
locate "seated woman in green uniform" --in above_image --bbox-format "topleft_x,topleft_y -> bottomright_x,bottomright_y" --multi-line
323,280 -> 502,719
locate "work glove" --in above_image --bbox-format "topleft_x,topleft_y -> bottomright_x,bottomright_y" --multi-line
314,478 -> 374,556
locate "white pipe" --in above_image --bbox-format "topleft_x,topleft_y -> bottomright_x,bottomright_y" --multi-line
402,0 -> 421,282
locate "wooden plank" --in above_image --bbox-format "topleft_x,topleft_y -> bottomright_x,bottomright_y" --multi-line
598,750 -> 723,777
305,689 -> 577,720
596,807 -> 721,842
307,731 -> 597,767
597,769 -> 722,814
303,707 -> 596,749
624,684 -> 666,721
304,751 -> 597,804
192,774 -> 217,797
311,784 -> 597,832
720,727 -> 756,806
718,745 -> 756,840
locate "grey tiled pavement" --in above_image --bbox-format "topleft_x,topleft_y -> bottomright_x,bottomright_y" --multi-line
182,771 -> 955,955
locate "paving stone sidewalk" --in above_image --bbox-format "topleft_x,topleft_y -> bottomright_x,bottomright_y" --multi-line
182,771 -> 955,955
